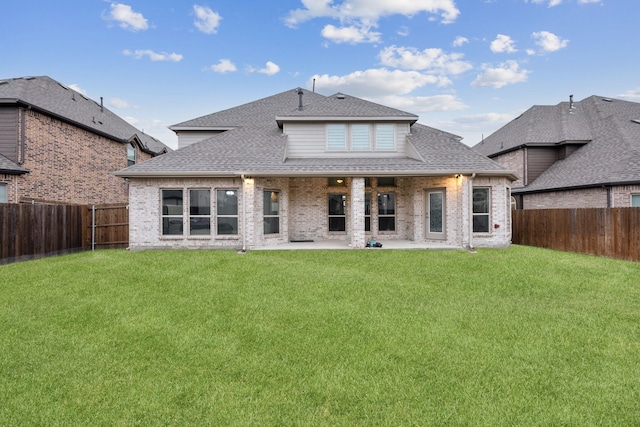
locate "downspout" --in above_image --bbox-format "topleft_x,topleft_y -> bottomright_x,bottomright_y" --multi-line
241,174 -> 247,252
468,173 -> 476,250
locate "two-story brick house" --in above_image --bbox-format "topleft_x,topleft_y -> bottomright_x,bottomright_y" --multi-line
473,95 -> 640,209
0,76 -> 170,205
116,88 -> 516,250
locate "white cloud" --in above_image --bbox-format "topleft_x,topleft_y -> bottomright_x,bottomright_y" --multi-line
453,112 -> 514,125
106,3 -> 148,31
210,59 -> 237,73
251,61 -> 280,75
284,0 -> 460,27
528,0 -> 600,6
532,31 -> 569,52
193,5 -> 222,34
310,68 -> 444,98
618,88 -> 640,101
321,24 -> 381,44
397,26 -> 410,37
490,34 -> 517,53
123,49 -> 183,62
471,60 -> 530,88
453,36 -> 468,47
378,45 -> 472,75
67,84 -> 87,96
380,94 -> 468,113
109,98 -> 139,109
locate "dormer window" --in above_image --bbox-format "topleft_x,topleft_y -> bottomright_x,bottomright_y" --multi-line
325,123 -> 395,152
127,142 -> 136,167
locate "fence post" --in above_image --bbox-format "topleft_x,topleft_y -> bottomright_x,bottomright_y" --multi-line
92,205 -> 96,252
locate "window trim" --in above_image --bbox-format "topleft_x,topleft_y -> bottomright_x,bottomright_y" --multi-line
188,188 -> 211,237
263,190 -> 281,235
326,124 -> 347,151
472,187 -> 491,233
328,193 -> 347,232
325,123 -> 396,152
216,189 -> 239,236
631,194 -> 640,207
377,192 -> 396,233
375,123 -> 395,151
161,188 -> 184,237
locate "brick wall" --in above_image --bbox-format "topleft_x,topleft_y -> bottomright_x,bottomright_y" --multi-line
493,150 -> 524,187
18,109 -> 152,205
522,185 -> 640,209
128,175 -> 513,250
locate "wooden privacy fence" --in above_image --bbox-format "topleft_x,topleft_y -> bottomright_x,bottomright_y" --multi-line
512,207 -> 640,262
0,202 -> 128,264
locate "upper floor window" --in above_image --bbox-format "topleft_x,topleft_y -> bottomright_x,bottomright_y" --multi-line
127,142 -> 136,167
375,124 -> 395,150
326,123 -> 395,152
0,183 -> 7,203
473,187 -> 491,233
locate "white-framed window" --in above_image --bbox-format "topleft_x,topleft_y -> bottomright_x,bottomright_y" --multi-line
327,124 -> 347,150
161,189 -> 184,236
351,124 -> 371,150
264,190 -> 280,235
473,187 -> 491,233
326,123 -> 396,152
0,183 -> 7,203
375,124 -> 395,150
632,194 -> 640,207
216,189 -> 238,235
189,189 -> 211,236
328,194 -> 346,232
378,193 -> 396,231
127,142 -> 136,167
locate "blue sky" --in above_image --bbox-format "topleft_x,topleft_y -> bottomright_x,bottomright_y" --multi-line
2,0 -> 637,149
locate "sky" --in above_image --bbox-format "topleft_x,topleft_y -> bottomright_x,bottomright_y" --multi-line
1,0 -> 638,150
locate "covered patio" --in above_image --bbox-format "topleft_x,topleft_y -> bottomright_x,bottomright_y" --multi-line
253,239 -> 463,251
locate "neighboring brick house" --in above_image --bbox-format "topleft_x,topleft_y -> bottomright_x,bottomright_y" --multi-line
116,88 -> 516,251
0,76 -> 170,205
473,95 -> 640,209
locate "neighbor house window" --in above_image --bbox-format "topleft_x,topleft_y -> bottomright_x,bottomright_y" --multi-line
161,189 -> 183,235
473,187 -> 490,233
327,124 -> 346,150
189,189 -> 211,236
632,194 -> 640,207
127,142 -> 136,167
328,194 -> 346,232
351,124 -> 371,150
0,183 -> 7,203
217,189 -> 238,235
365,193 -> 371,232
378,193 -> 395,231
264,191 -> 280,235
375,124 -> 395,150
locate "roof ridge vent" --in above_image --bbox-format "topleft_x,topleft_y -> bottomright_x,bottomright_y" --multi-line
336,93 -> 345,99
602,98 -> 614,102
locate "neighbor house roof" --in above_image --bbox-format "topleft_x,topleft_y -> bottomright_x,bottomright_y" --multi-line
117,88 -> 515,179
474,95 -> 640,192
0,76 -> 170,155
0,152 -> 28,175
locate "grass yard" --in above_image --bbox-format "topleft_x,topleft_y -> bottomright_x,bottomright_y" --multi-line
1,246 -> 639,426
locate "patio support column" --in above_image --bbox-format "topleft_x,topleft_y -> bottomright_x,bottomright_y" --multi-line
242,176 -> 255,250
350,177 -> 365,249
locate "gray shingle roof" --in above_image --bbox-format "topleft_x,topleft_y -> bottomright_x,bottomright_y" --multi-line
0,76 -> 170,155
118,88 -> 513,178
0,152 -> 27,174
474,95 -> 640,192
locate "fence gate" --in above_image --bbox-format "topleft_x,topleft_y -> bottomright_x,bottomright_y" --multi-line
90,204 -> 129,249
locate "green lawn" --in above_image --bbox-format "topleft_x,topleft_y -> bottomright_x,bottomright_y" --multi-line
1,246 -> 639,426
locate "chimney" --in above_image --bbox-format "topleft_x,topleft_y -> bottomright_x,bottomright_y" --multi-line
297,88 -> 304,111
